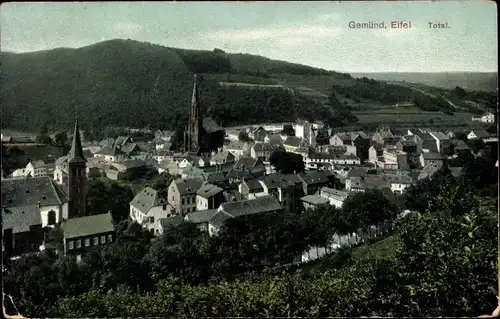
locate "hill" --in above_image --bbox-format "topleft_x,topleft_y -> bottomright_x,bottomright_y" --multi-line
351,72 -> 498,92
1,39 -> 494,134
0,39 -> 356,133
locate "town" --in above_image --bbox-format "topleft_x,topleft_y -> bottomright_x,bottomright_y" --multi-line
1,2 -> 498,318
2,74 -> 497,263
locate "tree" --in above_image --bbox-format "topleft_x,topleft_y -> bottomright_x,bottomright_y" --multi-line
269,151 -> 305,174
86,178 -> 134,223
281,125 -> 295,137
342,189 -> 398,237
36,135 -> 52,144
466,138 -> 485,153
238,131 -> 251,142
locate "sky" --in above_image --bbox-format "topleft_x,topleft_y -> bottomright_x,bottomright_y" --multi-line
0,1 -> 497,73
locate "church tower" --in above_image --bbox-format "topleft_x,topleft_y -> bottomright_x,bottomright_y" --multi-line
185,74 -> 203,154
67,118 -> 87,219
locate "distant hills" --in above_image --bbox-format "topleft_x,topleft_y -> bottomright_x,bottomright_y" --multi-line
0,39 -> 495,134
351,72 -> 497,92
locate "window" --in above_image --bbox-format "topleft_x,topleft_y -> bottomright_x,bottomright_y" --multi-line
182,198 -> 185,205
149,216 -> 155,223
93,237 -> 99,245
162,204 -> 167,210
76,239 -> 81,248
47,210 -> 56,225
68,240 -> 74,250
85,238 -> 90,247
107,234 -> 113,242
100,236 -> 106,244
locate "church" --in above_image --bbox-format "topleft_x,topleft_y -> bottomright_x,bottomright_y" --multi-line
184,74 -> 225,155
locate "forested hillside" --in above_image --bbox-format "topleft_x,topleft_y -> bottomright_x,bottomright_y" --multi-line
1,39 -> 351,133
1,39 -> 492,134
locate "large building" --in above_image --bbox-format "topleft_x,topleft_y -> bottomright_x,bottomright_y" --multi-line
184,75 -> 225,155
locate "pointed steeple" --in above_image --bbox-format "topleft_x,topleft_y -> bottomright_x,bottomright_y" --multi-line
191,74 -> 199,106
68,117 -> 86,164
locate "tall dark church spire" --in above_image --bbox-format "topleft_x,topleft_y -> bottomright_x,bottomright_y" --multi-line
192,74 -> 199,106
68,117 -> 86,164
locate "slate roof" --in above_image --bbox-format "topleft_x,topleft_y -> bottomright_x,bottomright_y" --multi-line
196,183 -> 223,198
211,150 -> 235,163
234,157 -> 264,170
300,195 -> 329,205
298,171 -> 330,185
319,187 -> 349,200
398,140 -> 416,147
266,134 -> 285,145
203,117 -> 223,134
253,142 -> 278,152
159,215 -> 185,229
1,176 -> 69,208
30,160 -> 46,168
121,159 -> 146,169
185,209 -> 218,224
209,211 -> 233,228
204,171 -> 227,184
284,136 -> 303,147
226,140 -> 246,150
115,136 -> 131,147
121,143 -> 139,154
430,131 -> 449,141
174,177 -> 205,195
258,173 -> 295,190
61,213 -> 114,239
130,187 -> 165,214
218,195 -> 282,219
95,145 -> 125,156
471,130 -> 489,138
82,149 -> 93,159
422,152 -> 445,160
243,179 -> 265,192
2,205 -> 42,233
418,133 -> 435,141
418,163 -> 443,180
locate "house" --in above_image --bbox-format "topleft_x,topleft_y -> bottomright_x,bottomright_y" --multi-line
129,187 -> 173,234
381,147 -> 408,169
318,187 -> 349,208
196,183 -> 225,211
396,140 -> 417,154
26,160 -> 48,177
294,119 -> 316,148
305,151 -> 336,170
155,130 -> 175,142
181,166 -> 206,179
345,175 -> 392,192
418,162 -> 445,181
471,112 -> 495,123
184,209 -> 219,232
298,171 -> 332,195
429,131 -> 451,153
156,215 -> 185,236
257,173 -> 298,213
467,130 -> 490,140
225,129 -> 242,141
263,123 -> 285,133
2,176 -> 70,257
300,195 -> 329,210
225,140 -> 247,159
210,150 -> 236,166
283,136 -> 304,152
238,179 -> 266,199
60,212 -> 115,262
420,152 -> 445,167
203,171 -> 229,189
94,145 -> 126,162
168,177 -> 205,215
371,128 -> 395,145
414,133 -> 438,153
264,133 -> 285,148
250,142 -> 281,163
368,145 -> 384,164
389,174 -> 414,194
152,150 -> 175,164
207,195 -> 283,236
248,127 -> 268,142
109,159 -> 151,180
451,139 -> 472,155
334,153 -> 361,165
233,157 -> 266,176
